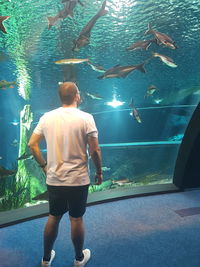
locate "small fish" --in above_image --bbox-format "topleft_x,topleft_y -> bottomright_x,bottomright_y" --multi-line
0,80 -> 16,90
145,85 -> 158,98
86,92 -> 103,100
98,63 -> 146,79
0,156 -> 2,160
87,61 -> 106,72
102,166 -> 111,172
112,178 -> 129,186
129,98 -> 142,123
17,152 -> 33,160
126,39 -> 156,51
54,58 -> 89,65
152,52 -> 177,68
72,0 -> 108,51
0,16 -> 10,34
145,23 -> 177,49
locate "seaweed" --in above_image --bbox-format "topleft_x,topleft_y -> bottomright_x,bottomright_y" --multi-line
0,173 -> 30,212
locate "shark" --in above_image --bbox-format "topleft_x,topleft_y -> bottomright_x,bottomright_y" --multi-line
47,0 -> 83,29
72,0 -> 108,51
145,23 -> 177,49
126,39 -> 156,51
97,63 -> 146,79
0,16 -> 10,34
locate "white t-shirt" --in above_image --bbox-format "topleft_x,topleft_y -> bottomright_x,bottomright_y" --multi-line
33,107 -> 98,186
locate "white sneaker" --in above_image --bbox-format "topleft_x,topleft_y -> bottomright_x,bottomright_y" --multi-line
74,249 -> 91,267
41,250 -> 56,267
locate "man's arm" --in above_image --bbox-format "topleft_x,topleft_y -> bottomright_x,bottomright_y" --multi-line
28,133 -> 47,172
87,135 -> 103,185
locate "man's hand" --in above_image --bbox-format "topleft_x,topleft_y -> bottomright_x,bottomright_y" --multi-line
95,173 -> 103,185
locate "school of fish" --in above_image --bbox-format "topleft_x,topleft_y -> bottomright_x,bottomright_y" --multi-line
0,0 -> 179,125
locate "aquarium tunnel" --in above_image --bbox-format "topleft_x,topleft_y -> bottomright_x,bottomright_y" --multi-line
0,0 -> 200,227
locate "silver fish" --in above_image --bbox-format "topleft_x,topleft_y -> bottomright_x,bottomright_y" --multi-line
145,23 -> 177,49
152,52 -> 177,68
126,39 -> 156,51
54,58 -> 89,64
97,63 -> 146,79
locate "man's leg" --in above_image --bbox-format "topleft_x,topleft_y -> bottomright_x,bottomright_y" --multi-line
43,214 -> 63,260
70,216 -> 84,260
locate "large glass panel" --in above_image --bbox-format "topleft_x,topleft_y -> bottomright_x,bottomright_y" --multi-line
0,0 -> 200,222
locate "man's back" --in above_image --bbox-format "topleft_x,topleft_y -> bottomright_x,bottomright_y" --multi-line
34,107 -> 98,186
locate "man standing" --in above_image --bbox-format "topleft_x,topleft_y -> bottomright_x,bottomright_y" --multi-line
28,82 -> 103,267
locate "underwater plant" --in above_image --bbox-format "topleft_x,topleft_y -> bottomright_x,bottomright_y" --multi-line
0,173 -> 30,211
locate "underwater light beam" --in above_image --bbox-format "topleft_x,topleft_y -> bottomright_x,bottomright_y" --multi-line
17,66 -> 31,100
106,98 -> 125,108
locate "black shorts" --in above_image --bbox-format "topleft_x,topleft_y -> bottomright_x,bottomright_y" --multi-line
47,184 -> 89,218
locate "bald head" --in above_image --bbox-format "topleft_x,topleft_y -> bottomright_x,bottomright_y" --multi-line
58,82 -> 80,105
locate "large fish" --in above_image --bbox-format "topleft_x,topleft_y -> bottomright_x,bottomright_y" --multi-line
152,52 -> 177,68
129,98 -> 142,123
0,80 -> 16,90
97,63 -> 146,79
72,0 -> 108,51
126,39 -> 156,51
47,0 -> 82,29
0,16 -> 10,34
145,23 -> 177,49
54,58 -> 89,64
